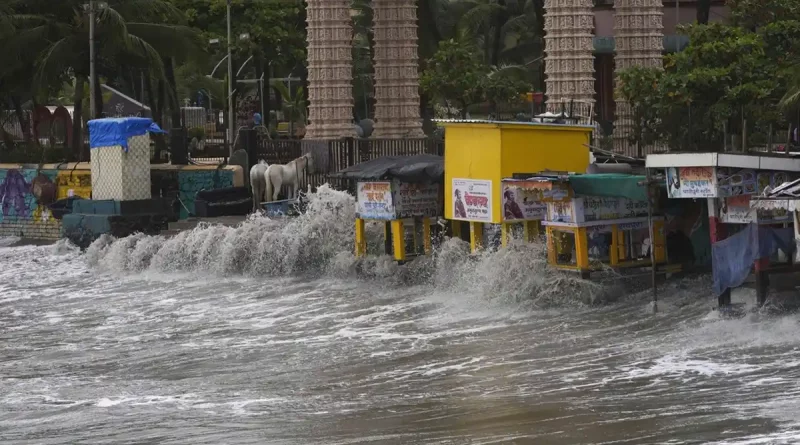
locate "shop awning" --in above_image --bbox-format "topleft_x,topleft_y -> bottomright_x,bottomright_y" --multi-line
567,174 -> 661,201
330,154 -> 444,183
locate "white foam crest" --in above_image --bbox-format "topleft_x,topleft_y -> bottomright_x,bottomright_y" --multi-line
86,184 -> 613,307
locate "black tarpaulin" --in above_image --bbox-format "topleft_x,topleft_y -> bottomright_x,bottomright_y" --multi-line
331,154 -> 444,183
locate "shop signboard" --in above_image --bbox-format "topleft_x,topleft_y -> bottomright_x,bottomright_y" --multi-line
395,182 -> 441,219
546,197 -> 650,224
452,178 -> 493,222
356,181 -> 395,220
666,166 -> 717,198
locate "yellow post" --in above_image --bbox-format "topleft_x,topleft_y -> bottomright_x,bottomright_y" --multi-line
410,219 -> 419,255
422,217 -> 432,255
653,220 -> 666,263
618,229 -> 626,261
574,227 -> 590,271
610,224 -> 620,266
523,221 -> 540,242
546,226 -> 557,266
355,218 -> 367,257
391,219 -> 406,262
501,222 -> 511,248
469,222 -> 484,253
452,220 -> 462,239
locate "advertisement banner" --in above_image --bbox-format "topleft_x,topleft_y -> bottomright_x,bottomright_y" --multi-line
667,166 -> 717,198
356,181 -> 395,220
720,195 -> 755,224
452,178 -> 492,222
396,182 -> 441,218
501,183 -> 547,221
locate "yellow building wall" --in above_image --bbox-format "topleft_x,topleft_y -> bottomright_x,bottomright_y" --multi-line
443,122 -> 592,223
443,125 -> 503,220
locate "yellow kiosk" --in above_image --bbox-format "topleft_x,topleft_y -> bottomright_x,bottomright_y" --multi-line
332,154 -> 444,263
540,175 -> 667,277
439,120 -> 593,251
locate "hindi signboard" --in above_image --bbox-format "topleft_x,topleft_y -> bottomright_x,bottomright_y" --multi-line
396,182 -> 441,219
356,181 -> 395,220
452,178 -> 493,222
667,166 -> 717,198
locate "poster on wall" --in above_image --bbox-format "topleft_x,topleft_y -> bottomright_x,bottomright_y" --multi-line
396,182 -> 441,218
718,169 -> 757,197
356,181 -> 395,220
667,166 -> 717,198
452,178 -> 492,222
501,183 -> 547,221
719,195 -> 755,224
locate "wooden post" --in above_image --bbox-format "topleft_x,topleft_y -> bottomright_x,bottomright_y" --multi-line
410,219 -> 419,255
546,226 -> 557,266
391,219 -> 406,262
646,169 -> 658,313
422,217 -> 432,255
523,221 -> 539,242
610,224 -> 620,266
708,198 -> 731,306
575,227 -> 590,275
451,220 -> 462,239
653,219 -> 666,263
755,257 -> 770,306
384,221 -> 392,256
469,222 -> 484,253
501,222 -> 511,247
355,218 -> 367,257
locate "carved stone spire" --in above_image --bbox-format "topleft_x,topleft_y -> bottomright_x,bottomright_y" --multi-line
371,0 -> 424,138
613,0 -> 664,154
543,0 -> 596,121
304,0 -> 357,139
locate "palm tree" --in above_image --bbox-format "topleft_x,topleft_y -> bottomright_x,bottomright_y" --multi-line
4,0 -> 203,156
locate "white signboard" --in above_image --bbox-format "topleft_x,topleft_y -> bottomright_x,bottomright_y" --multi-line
452,178 -> 492,222
667,166 -> 717,198
356,181 -> 395,220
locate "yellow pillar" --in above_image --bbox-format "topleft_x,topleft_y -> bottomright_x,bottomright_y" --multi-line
451,220 -> 462,239
546,226 -> 557,266
523,221 -> 540,242
422,217 -> 432,255
469,222 -> 484,253
391,219 -> 406,262
618,229 -> 626,261
610,224 -> 620,266
501,222 -> 511,248
355,218 -> 367,257
574,227 -> 590,271
653,220 -> 666,263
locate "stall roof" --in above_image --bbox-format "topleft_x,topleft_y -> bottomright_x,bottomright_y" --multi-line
567,174 -> 652,201
646,152 -> 800,171
504,173 -> 660,201
330,154 -> 444,183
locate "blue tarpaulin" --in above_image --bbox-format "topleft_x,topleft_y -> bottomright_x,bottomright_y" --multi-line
88,117 -> 166,151
712,223 -> 794,295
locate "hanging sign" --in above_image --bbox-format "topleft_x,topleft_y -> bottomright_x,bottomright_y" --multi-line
395,182 -> 441,219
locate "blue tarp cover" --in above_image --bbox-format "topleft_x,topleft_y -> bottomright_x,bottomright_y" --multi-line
88,117 -> 165,151
712,223 -> 793,296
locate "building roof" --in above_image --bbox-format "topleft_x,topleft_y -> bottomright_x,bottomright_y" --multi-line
646,152 -> 800,172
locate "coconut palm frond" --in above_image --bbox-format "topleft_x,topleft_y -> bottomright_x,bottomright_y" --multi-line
125,23 -> 206,62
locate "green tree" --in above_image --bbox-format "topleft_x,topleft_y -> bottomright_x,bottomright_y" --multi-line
618,2 -> 800,152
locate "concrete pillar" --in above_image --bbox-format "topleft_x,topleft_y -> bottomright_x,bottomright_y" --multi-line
371,0 -> 424,138
613,0 -> 664,154
543,0 -> 596,121
305,0 -> 357,139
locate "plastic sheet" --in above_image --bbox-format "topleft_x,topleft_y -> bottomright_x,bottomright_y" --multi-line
88,117 -> 166,151
712,223 -> 794,295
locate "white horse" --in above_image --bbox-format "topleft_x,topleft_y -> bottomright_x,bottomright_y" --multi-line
265,153 -> 314,202
249,160 -> 270,212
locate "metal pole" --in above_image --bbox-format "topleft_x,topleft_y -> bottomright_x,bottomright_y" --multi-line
227,0 -> 234,156
646,168 -> 658,314
89,0 -> 97,120
260,74 -> 265,128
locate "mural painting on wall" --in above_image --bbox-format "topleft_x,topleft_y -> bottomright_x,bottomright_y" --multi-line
0,169 -> 59,224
